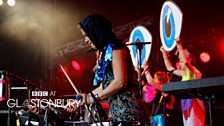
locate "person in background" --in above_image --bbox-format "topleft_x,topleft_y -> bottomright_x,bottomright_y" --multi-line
160,38 -> 205,126
66,13 -> 148,125
141,62 -> 175,126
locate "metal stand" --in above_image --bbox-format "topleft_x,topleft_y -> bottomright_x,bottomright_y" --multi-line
136,44 -> 143,96
7,80 -> 11,126
126,42 -> 151,97
90,92 -> 108,126
205,95 -> 216,126
95,104 -> 103,126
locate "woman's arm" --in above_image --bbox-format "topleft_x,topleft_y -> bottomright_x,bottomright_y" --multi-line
145,70 -> 153,84
92,84 -> 103,95
192,66 -> 202,80
176,39 -> 200,76
97,48 -> 128,100
176,38 -> 188,63
160,46 -> 175,71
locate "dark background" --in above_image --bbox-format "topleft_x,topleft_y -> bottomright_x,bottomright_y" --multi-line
0,0 -> 224,125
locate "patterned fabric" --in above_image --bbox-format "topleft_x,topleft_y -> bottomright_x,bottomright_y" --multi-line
181,99 -> 193,120
102,67 -> 147,123
93,43 -> 113,86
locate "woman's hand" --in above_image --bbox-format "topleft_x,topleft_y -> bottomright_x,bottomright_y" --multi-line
160,46 -> 166,53
134,65 -> 140,73
175,38 -> 182,45
142,60 -> 149,70
64,93 -> 89,113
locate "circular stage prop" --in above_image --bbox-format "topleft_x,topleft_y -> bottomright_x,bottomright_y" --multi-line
160,1 -> 183,52
128,26 -> 152,68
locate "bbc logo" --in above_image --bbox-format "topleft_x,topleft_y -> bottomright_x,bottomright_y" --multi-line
32,91 -> 48,97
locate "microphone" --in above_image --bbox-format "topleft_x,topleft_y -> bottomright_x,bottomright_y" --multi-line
90,92 -> 108,121
126,42 -> 152,45
86,48 -> 97,53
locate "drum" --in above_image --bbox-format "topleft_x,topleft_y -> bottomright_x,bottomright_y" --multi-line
0,70 -> 8,101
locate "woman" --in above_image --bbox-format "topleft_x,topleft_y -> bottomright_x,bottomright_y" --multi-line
74,14 -> 147,125
160,38 -> 205,126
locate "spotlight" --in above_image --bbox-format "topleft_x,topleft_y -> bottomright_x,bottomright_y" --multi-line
7,0 -> 15,6
58,66 -> 69,75
71,60 -> 80,70
221,38 -> 224,55
0,0 -> 3,6
200,52 -> 210,63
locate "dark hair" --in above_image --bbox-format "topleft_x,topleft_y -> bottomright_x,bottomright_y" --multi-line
79,14 -> 116,51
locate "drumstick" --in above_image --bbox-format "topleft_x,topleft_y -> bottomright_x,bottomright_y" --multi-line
59,65 -> 98,123
60,64 -> 97,124
59,64 -> 79,94
59,65 -> 85,106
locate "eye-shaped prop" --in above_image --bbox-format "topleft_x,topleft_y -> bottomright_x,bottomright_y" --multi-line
128,26 -> 152,68
160,1 -> 183,52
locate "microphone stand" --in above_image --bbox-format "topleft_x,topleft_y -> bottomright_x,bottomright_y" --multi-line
7,74 -> 11,126
90,92 -> 108,126
94,104 -> 103,126
126,42 -> 151,97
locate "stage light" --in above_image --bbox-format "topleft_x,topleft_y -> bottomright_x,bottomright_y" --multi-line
7,0 -> 15,6
0,0 -> 3,6
71,60 -> 80,70
200,52 -> 210,63
58,65 -> 69,75
221,38 -> 224,55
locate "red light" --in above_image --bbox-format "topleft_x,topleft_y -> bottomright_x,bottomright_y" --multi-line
200,52 -> 210,63
221,39 -> 224,55
71,60 -> 80,70
58,65 -> 69,74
